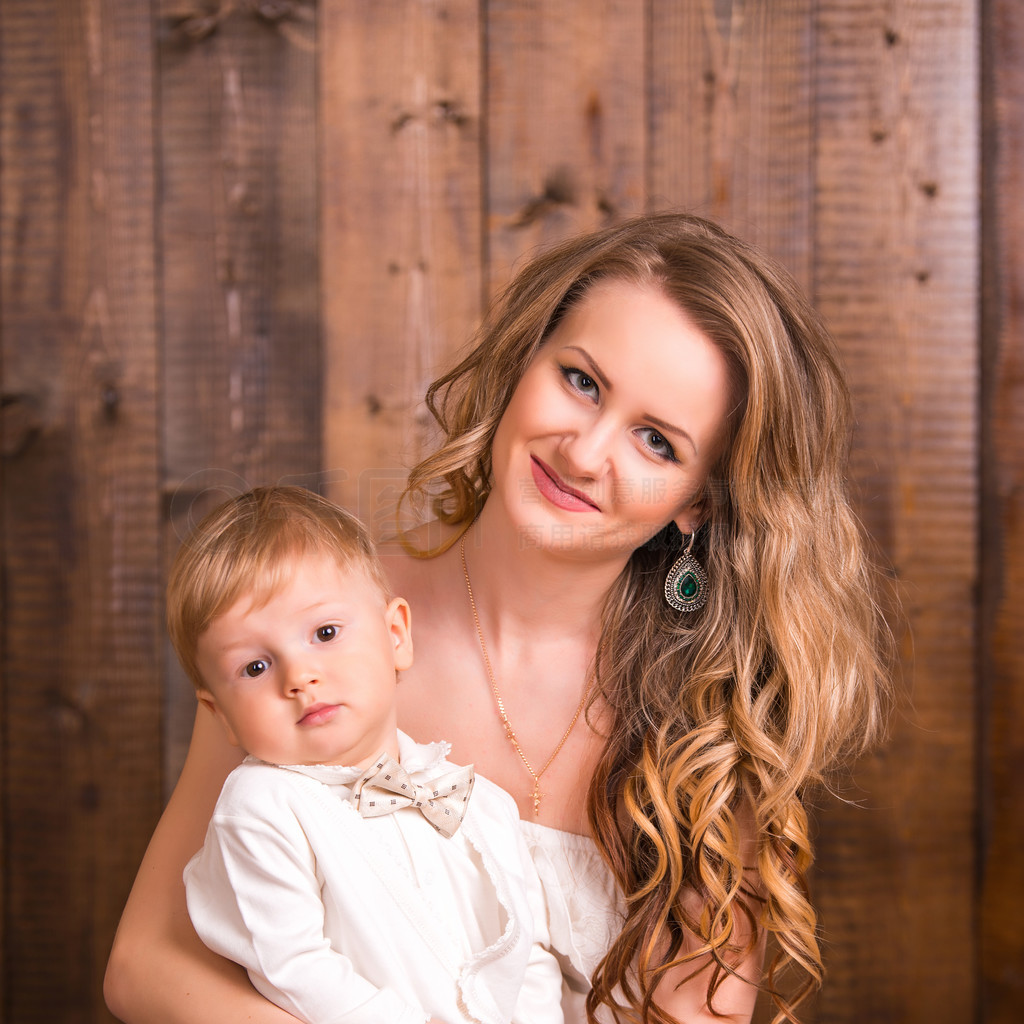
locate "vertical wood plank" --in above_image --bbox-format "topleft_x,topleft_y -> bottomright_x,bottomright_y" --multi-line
0,1 -> 161,1020
981,0 -> 1024,1018
812,3 -> 978,1020
157,2 -> 320,779
483,0 -> 646,296
649,0 -> 816,288
320,0 -> 483,530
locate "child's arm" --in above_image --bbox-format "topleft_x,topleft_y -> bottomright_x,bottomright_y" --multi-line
466,779 -> 563,1024
511,933 -> 566,1024
185,787 -> 429,1024
509,834 -> 566,1024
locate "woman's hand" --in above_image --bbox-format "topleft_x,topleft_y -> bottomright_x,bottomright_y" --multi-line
104,707 -> 298,1024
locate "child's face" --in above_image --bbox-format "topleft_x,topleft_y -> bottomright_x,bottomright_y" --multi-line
194,553 -> 412,768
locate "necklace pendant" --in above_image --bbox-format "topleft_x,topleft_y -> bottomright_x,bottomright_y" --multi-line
462,535 -> 595,827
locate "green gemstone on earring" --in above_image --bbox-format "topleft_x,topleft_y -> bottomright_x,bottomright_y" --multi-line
679,573 -> 699,600
664,546 -> 708,613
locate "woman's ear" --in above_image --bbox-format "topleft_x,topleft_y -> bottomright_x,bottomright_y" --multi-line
385,597 -> 414,672
673,495 -> 707,539
673,473 -> 719,537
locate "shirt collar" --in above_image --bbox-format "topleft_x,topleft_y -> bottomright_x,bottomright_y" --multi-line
244,729 -> 452,787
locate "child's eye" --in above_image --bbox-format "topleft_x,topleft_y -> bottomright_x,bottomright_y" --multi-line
315,625 -> 338,642
561,366 -> 599,400
636,427 -> 678,462
244,660 -> 268,678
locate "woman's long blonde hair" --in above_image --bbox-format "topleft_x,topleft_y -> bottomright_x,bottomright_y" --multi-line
401,213 -> 895,1023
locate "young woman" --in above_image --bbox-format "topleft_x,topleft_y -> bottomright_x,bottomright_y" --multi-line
105,213 -> 894,1024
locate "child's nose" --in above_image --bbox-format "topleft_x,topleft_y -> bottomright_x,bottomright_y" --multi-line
284,659 -> 319,694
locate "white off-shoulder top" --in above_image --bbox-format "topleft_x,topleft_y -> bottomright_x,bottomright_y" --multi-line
519,820 -> 625,1024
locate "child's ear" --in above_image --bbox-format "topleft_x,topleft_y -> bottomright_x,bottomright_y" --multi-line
384,597 -> 414,672
197,688 -> 241,748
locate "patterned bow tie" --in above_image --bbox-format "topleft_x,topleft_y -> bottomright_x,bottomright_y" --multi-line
355,754 -> 474,838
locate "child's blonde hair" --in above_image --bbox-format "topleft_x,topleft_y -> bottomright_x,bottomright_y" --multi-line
167,486 -> 389,691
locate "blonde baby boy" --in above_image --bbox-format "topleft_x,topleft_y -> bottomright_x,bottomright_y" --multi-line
170,486 -> 563,1024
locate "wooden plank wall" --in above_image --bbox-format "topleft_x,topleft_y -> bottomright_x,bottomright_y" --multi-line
981,0 -> 1024,1015
811,4 -> 978,1020
155,0 -> 320,775
321,0 -> 482,527
0,2 -> 162,1021
0,2 -> 1020,1022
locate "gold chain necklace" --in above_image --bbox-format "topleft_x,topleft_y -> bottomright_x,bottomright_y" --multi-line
460,534 -> 593,815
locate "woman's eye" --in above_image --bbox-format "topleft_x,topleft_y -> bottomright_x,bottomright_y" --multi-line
316,625 -> 338,642
562,366 -> 599,399
244,660 -> 268,678
637,427 -> 677,461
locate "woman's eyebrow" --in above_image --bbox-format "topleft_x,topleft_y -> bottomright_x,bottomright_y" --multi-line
644,413 -> 697,455
563,345 -> 610,389
562,344 -> 697,454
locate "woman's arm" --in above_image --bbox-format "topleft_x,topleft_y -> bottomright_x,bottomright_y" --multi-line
104,707 -> 299,1024
653,851 -> 766,1023
652,935 -> 764,1024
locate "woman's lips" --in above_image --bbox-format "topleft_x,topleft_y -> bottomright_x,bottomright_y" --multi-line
298,703 -> 339,727
530,457 -> 599,512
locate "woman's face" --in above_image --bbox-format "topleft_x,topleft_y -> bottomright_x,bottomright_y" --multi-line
488,278 -> 734,562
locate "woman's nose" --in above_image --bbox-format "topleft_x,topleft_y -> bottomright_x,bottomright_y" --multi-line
560,417 -> 615,479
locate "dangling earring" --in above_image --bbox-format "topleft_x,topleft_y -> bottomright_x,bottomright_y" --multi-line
664,532 -> 709,612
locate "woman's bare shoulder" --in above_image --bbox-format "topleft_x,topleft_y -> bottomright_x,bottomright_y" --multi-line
377,522 -> 460,603
380,526 -> 477,728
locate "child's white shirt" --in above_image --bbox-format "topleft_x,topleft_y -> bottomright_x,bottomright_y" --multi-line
184,730 -> 564,1024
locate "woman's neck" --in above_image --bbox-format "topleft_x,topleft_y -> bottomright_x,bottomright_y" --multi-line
460,502 -> 628,649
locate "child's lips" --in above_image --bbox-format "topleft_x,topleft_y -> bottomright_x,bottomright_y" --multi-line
298,702 -> 339,726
